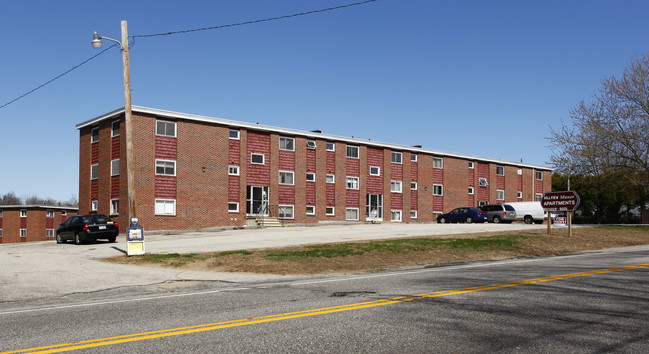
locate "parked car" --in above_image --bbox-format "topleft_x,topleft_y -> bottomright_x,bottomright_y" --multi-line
437,207 -> 488,223
480,204 -> 517,223
506,201 -> 546,224
56,214 -> 119,245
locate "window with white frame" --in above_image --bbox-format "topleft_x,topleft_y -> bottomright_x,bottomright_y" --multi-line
251,153 -> 264,165
411,182 -> 418,190
517,168 -> 523,175
111,159 -> 120,176
390,181 -> 402,193
279,171 -> 294,185
228,166 -> 240,176
0,210 -> 3,217
346,208 -> 359,221
410,210 -> 418,219
468,187 -> 474,195
411,153 -> 418,162
91,127 -> 99,143
433,157 -> 443,169
156,120 -> 176,137
497,190 -> 505,200
346,145 -> 359,159
391,210 -> 402,222
110,199 -> 119,215
306,173 -> 315,182
306,206 -> 315,215
278,205 -> 294,219
326,142 -> 335,151
326,206 -> 335,216
228,202 -> 239,213
326,174 -> 335,183
496,165 -> 505,176
535,193 -> 543,201
478,178 -> 488,187
369,166 -> 380,176
61,210 -> 66,216
468,161 -> 474,169
0,229 -> 3,237
111,120 -> 120,137
20,209 -> 26,217
279,137 -> 295,151
433,212 -> 443,221
433,184 -> 443,196
20,229 -> 27,238
391,152 -> 402,164
478,201 -> 488,207
306,140 -> 316,149
155,160 -> 176,176
91,164 -> 99,180
517,191 -> 523,199
91,200 -> 98,211
229,129 -> 240,140
346,176 -> 359,190
155,199 -> 176,215
46,209 -> 54,218
536,171 -> 543,180
46,229 -> 54,238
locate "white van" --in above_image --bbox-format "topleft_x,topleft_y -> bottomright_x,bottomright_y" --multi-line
504,201 -> 546,224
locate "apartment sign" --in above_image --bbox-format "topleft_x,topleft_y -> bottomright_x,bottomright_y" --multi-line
541,191 -> 580,212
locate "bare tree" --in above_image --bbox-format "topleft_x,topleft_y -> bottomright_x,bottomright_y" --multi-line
0,192 -> 22,205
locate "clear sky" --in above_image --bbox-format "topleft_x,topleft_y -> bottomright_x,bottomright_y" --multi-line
1,0 -> 648,202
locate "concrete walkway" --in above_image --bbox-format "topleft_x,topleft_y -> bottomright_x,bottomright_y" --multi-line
0,223 -> 547,302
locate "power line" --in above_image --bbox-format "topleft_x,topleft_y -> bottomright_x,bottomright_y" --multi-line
0,0 -> 378,110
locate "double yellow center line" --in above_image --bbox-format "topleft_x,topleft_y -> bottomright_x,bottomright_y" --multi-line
5,263 -> 649,353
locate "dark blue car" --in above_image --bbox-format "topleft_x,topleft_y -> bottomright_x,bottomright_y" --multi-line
437,207 -> 488,224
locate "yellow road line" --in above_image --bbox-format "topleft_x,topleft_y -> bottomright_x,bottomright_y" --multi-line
5,263 -> 649,354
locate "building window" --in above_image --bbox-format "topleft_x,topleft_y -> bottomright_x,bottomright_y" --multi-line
478,201 -> 488,207
391,210 -> 402,222
279,137 -> 295,151
326,142 -> 335,151
390,181 -> 402,193
411,182 -> 418,190
91,164 -> 99,180
306,140 -> 316,149
155,199 -> 176,215
536,171 -> 543,181
346,208 -> 359,221
91,200 -> 98,211
369,166 -> 380,176
20,209 -> 27,217
0,210 -> 3,217
468,187 -> 474,195
306,173 -> 315,182
61,210 -> 66,216
535,193 -> 543,201
229,129 -> 240,140
155,160 -> 176,176
433,184 -> 443,196
433,212 -> 442,221
0,229 -> 2,238
497,190 -> 505,200
517,191 -> 523,199
228,202 -> 239,213
228,166 -> 240,176
391,152 -> 402,164
517,168 -> 523,175
279,171 -> 294,185
306,206 -> 315,215
496,166 -> 505,176
91,127 -> 99,143
46,229 -> 54,238
278,205 -> 294,219
111,159 -> 120,176
468,161 -> 474,169
346,177 -> 359,190
346,145 -> 359,159
411,154 -> 418,162
251,153 -> 265,165
20,229 -> 27,238
46,210 -> 54,218
110,199 -> 119,215
326,206 -> 335,216
156,120 -> 176,137
326,174 -> 335,184
433,157 -> 443,169
478,178 -> 488,187
111,120 -> 120,137
410,210 -> 418,219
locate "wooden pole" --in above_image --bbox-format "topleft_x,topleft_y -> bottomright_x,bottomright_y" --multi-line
121,20 -> 136,219
547,211 -> 551,235
568,211 -> 573,237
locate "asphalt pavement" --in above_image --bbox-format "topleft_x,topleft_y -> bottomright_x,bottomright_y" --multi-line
0,223 -> 548,303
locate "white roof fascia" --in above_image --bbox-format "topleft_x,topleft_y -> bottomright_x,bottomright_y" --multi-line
0,205 -> 79,210
77,106 -> 553,171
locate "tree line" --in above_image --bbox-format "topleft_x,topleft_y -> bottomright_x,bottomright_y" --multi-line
0,192 -> 78,207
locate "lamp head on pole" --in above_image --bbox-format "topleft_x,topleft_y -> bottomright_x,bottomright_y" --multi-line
91,32 -> 103,49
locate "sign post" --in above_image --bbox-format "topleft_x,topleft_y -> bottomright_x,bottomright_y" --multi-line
126,217 -> 145,256
541,191 -> 580,237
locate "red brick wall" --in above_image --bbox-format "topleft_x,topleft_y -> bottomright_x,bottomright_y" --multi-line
0,207 -> 77,243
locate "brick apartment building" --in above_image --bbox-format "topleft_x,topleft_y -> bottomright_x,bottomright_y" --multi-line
77,106 -> 552,232
0,205 -> 78,243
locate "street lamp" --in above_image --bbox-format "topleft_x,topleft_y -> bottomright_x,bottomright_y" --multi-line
92,21 -> 136,220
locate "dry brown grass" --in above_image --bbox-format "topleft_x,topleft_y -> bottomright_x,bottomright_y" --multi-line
104,226 -> 649,275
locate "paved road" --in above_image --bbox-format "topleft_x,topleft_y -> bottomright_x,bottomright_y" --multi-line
0,223 -> 548,302
1,244 -> 648,353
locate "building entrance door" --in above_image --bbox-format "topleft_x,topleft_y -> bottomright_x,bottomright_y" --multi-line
247,186 -> 269,216
366,194 -> 383,221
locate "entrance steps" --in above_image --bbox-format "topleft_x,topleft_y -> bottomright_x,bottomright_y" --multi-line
254,217 -> 283,228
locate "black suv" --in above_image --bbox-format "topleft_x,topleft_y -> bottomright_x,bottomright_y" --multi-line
480,204 -> 516,223
56,214 -> 119,245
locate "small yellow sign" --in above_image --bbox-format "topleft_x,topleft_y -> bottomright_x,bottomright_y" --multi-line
127,241 -> 145,256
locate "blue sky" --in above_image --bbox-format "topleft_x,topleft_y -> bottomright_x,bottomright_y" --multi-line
1,0 -> 648,202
